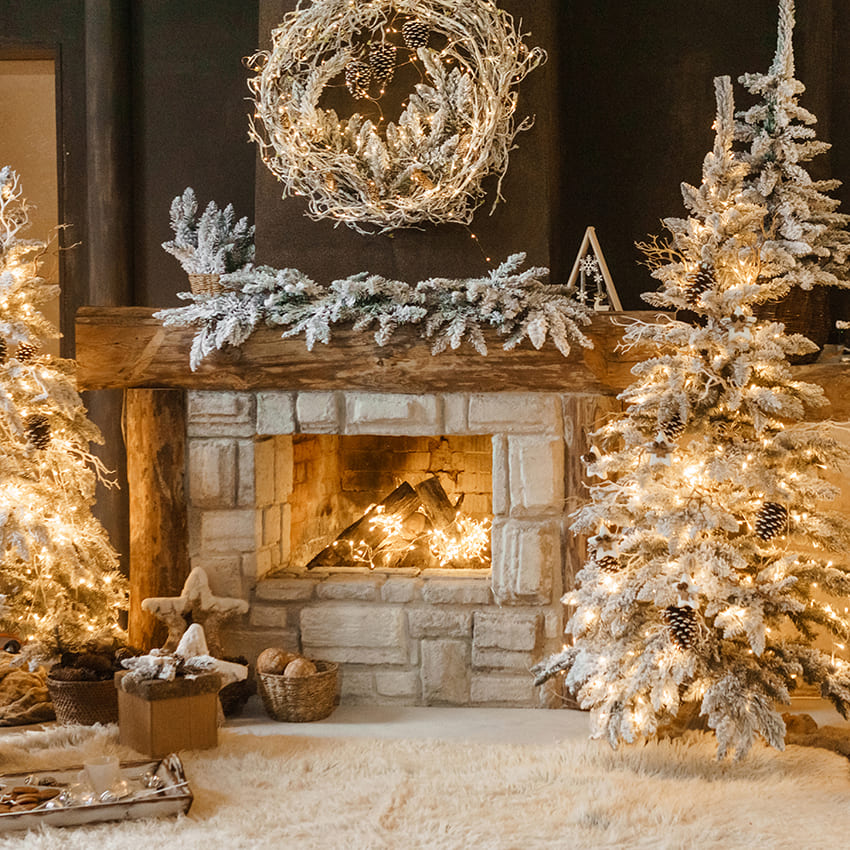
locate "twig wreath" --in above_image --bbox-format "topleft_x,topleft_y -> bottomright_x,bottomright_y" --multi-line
247,0 -> 546,234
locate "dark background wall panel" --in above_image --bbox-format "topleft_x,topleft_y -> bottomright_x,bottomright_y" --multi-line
131,0 -> 259,307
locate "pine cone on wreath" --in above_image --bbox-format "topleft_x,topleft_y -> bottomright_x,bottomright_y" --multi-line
685,263 -> 715,304
16,341 -> 40,362
369,43 -> 396,87
664,605 -> 698,650
756,501 -> 788,540
402,19 -> 430,49
24,414 -> 51,450
345,59 -> 373,99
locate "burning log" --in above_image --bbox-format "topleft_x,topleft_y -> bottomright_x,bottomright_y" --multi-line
306,482 -> 422,569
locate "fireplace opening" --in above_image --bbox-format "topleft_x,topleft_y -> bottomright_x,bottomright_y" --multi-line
255,434 -> 493,574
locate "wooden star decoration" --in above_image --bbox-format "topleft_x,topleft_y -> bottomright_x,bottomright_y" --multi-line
141,567 -> 248,657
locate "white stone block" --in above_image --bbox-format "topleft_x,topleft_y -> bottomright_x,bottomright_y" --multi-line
188,439 -> 237,508
421,639 -> 470,704
442,394 -> 469,433
421,577 -> 492,606
467,394 -> 562,434
473,611 -> 541,651
188,391 -> 256,437
339,669 -> 376,700
250,605 -> 289,628
301,605 -> 408,664
256,391 -> 296,435
236,439 -> 256,506
471,647 -> 535,670
491,519 -> 559,604
408,608 -> 472,639
256,577 -> 317,601
254,438 -> 276,506
296,392 -> 339,432
376,670 -> 420,698
508,435 -> 565,516
491,435 -> 510,517
470,673 -> 536,705
345,393 -> 442,435
544,610 -> 563,640
200,509 -> 257,553
188,555 -> 244,600
316,574 -> 385,601
381,577 -> 421,603
274,437 -> 294,500
263,505 -> 282,547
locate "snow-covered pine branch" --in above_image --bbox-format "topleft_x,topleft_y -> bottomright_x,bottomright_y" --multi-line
154,254 -> 593,370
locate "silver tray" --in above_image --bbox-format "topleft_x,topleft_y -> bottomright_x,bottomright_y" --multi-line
0,754 -> 192,832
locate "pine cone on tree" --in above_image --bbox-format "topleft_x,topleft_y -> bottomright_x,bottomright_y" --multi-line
685,263 -> 715,303
661,411 -> 686,441
24,414 -> 50,450
596,554 -> 622,573
345,59 -> 373,99
756,502 -> 788,540
16,341 -> 40,362
402,19 -> 430,49
369,43 -> 396,87
664,605 -> 698,650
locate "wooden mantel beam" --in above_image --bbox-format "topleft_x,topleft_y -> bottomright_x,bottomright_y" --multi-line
75,307 -> 850,418
75,307 -> 656,396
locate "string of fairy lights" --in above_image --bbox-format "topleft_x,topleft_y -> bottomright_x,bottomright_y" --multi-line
247,0 -> 545,234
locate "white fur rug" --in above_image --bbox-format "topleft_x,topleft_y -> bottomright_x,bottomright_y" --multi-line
0,725 -> 849,849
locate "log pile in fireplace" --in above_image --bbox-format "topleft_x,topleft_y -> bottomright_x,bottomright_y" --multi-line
306,476 -> 490,571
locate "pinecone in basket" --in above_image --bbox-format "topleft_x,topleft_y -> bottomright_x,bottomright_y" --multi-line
24,414 -> 50,450
403,19 -> 430,49
685,263 -> 715,304
345,59 -> 373,99
756,501 -> 788,541
369,43 -> 396,87
16,341 -> 40,362
664,605 -> 698,650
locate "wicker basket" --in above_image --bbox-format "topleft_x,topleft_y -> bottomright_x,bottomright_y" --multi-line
187,273 -> 223,297
47,677 -> 119,726
257,661 -> 338,722
754,285 -> 831,364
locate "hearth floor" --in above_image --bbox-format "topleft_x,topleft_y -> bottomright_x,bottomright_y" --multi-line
224,696 -> 850,746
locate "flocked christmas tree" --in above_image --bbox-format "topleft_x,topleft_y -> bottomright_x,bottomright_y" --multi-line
0,166 -> 127,657
534,52 -> 850,758
735,0 -> 850,298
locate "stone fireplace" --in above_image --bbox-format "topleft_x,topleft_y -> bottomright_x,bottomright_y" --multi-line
74,309 -> 644,709
186,389 -> 578,707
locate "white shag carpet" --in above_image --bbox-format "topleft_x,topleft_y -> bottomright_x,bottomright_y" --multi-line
0,725 -> 849,849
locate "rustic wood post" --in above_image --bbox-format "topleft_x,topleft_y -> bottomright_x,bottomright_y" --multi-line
126,389 -> 189,649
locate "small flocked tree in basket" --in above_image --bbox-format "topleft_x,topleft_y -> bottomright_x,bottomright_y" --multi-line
533,73 -> 850,760
0,166 -> 127,662
161,187 -> 255,296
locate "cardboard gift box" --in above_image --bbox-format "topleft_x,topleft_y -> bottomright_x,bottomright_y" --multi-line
115,670 -> 222,758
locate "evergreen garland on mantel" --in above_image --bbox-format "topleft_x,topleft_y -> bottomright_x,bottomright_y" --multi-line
154,254 -> 593,371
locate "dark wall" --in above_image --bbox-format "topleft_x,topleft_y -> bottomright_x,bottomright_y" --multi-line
131,0 -> 258,307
